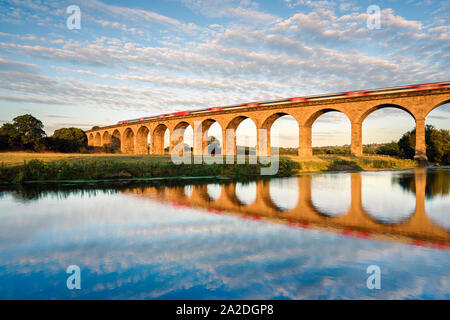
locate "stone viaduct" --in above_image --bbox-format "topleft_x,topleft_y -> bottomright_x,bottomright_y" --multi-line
86,85 -> 450,160
123,169 -> 449,249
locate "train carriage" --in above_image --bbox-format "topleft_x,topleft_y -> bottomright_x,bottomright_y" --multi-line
117,81 -> 449,125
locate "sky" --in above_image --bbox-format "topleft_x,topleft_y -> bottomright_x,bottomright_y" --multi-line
0,0 -> 449,147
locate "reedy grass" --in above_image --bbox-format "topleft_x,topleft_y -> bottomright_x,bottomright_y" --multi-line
0,157 -> 300,184
0,153 -> 419,185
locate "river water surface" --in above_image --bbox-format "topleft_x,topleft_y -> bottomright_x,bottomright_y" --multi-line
0,168 -> 449,299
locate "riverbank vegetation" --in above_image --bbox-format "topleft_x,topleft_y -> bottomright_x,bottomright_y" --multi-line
0,153 -> 419,184
0,157 -> 301,184
288,155 -> 418,172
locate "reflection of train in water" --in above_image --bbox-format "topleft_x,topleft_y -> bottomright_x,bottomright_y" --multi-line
117,81 -> 449,125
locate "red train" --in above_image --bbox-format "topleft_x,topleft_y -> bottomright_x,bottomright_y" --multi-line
117,81 -> 449,125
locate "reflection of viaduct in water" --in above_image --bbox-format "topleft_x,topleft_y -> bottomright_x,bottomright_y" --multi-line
123,169 -> 449,248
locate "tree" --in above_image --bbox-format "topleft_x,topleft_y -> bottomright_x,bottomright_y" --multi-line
12,114 -> 46,150
427,128 -> 450,164
53,128 -> 87,147
0,115 -> 92,153
0,132 -> 9,150
0,122 -> 20,149
398,129 -> 416,159
91,126 -> 100,130
46,127 -> 88,153
398,125 -> 450,164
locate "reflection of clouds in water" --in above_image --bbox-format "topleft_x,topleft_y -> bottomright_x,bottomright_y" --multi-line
269,177 -> 299,210
235,182 -> 256,205
1,169 -> 450,300
426,195 -> 450,230
362,172 -> 416,223
207,184 -> 221,201
311,173 -> 350,216
0,190 -> 449,299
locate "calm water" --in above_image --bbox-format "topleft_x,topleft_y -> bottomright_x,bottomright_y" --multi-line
0,168 -> 449,299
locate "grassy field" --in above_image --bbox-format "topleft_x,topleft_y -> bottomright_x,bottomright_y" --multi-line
286,154 -> 418,172
0,152 -> 418,168
0,152 -> 299,184
0,152 -> 419,184
0,152 -> 173,167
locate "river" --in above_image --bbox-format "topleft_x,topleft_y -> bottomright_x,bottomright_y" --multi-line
0,167 -> 448,299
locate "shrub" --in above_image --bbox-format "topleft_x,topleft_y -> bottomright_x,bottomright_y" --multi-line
102,144 -> 115,153
375,142 -> 400,156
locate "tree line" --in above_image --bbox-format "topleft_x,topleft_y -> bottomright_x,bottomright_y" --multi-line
0,114 -> 88,153
280,126 -> 449,165
366,125 -> 450,165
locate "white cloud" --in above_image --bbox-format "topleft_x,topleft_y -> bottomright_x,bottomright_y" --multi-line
0,56 -> 38,73
0,0 -> 448,136
82,0 -> 188,29
182,0 -> 278,23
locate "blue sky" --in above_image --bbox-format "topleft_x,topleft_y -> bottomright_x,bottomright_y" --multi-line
0,0 -> 449,147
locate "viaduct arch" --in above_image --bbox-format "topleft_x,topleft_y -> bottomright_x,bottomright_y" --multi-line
86,84 -> 450,160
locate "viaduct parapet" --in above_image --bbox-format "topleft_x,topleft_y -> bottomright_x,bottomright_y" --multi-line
86,84 -> 450,160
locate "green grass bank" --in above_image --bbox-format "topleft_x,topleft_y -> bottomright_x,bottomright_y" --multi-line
0,153 -> 419,185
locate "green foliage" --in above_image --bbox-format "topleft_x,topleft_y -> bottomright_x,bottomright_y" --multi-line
43,137 -> 75,153
0,134 -> 8,150
375,141 -> 401,156
44,127 -> 88,153
313,146 -> 350,155
398,125 -> 450,164
0,115 -> 89,153
278,157 -> 302,173
362,146 -> 376,154
13,114 -> 46,150
79,147 -> 89,154
102,144 -> 115,153
426,127 -> 450,164
0,123 -> 21,149
297,155 -> 417,172
0,157 -> 300,184
278,147 -> 298,155
0,114 -> 46,151
53,127 -> 87,147
327,159 -> 362,171
398,129 -> 416,159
